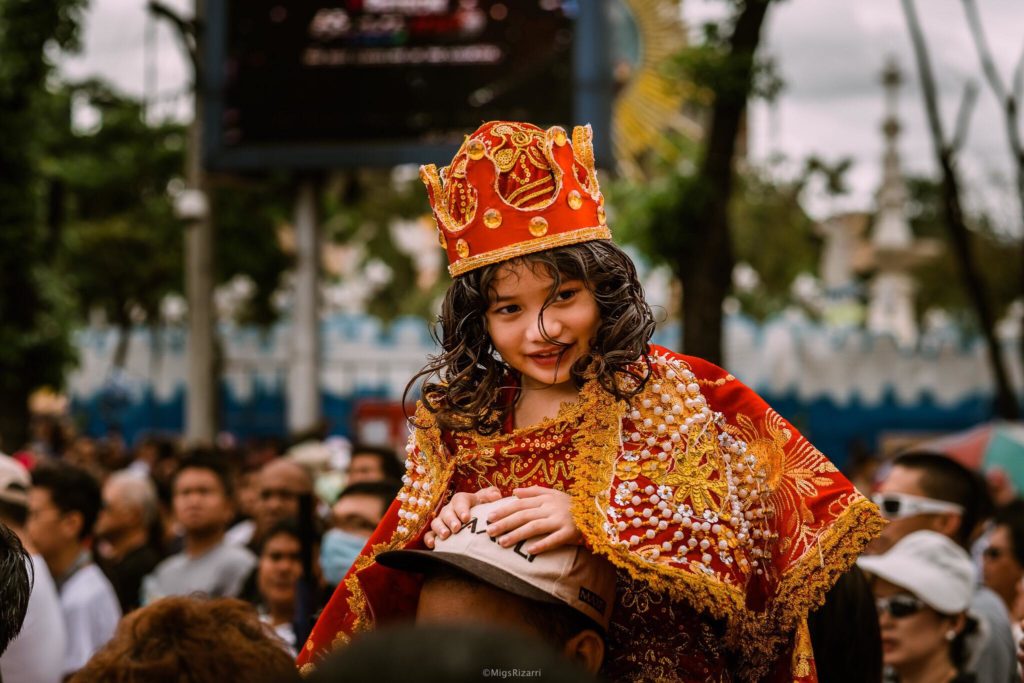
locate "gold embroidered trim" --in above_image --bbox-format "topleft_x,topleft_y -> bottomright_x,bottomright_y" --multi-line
332,404 -> 454,655
569,385 -> 750,624
730,496 -> 885,681
506,175 -> 553,203
448,226 -> 612,277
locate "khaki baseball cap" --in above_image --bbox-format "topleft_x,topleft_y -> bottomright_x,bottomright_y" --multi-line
0,453 -> 30,507
377,497 -> 617,630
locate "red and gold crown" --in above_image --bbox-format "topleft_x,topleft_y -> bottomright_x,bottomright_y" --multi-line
420,121 -> 611,277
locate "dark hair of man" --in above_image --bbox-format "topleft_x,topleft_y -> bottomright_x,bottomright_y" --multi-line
31,463 -> 102,542
335,480 -> 401,510
406,240 -> 656,435
892,450 -> 992,549
807,565 -> 882,683
255,518 -> 302,557
0,522 -> 32,656
349,444 -> 405,481
305,623 -> 594,683
994,500 -> 1024,566
173,449 -> 235,499
0,499 -> 27,528
424,568 -> 605,646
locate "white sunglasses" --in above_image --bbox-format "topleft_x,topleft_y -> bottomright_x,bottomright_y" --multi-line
871,491 -> 965,520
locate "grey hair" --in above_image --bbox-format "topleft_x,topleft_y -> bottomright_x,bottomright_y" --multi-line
106,471 -> 159,528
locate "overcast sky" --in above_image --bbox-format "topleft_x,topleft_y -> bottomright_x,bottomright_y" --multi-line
60,0 -> 1024,229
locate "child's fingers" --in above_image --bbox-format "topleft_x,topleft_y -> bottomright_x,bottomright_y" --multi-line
526,528 -> 575,555
472,486 -> 503,503
486,507 -> 546,538
486,496 -> 543,523
424,530 -> 436,549
451,492 -> 478,523
430,515 -> 453,540
496,518 -> 557,548
513,485 -> 558,499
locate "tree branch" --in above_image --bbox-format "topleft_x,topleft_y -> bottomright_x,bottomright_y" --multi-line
962,0 -> 1007,101
952,80 -> 978,152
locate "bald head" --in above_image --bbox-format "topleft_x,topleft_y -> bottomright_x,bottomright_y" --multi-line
255,459 -> 313,534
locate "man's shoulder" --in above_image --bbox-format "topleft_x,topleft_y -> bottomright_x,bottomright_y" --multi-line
150,550 -> 189,576
62,564 -> 118,612
209,540 -> 256,563
972,585 -> 1012,623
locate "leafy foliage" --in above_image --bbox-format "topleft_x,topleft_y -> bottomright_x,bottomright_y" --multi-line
0,0 -> 87,448
905,176 -> 1022,330
322,169 -> 446,321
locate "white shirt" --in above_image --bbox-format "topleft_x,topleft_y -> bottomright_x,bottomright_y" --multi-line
59,562 -> 121,675
0,554 -> 66,683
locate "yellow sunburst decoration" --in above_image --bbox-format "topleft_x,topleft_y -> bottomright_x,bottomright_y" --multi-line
612,0 -> 703,178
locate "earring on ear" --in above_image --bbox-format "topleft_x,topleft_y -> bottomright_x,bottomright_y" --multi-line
945,629 -> 957,642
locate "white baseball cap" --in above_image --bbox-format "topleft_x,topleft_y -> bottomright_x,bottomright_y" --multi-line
0,454 -> 30,508
857,530 -> 976,614
377,497 -> 617,630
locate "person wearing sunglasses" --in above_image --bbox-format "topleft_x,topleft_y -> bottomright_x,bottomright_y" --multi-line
870,450 -> 1017,683
982,501 -> 1024,619
859,530 -> 981,683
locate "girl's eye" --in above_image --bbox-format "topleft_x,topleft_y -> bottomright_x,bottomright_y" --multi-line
556,289 -> 578,302
493,304 -> 520,315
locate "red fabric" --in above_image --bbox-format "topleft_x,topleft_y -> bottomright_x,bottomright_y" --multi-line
298,347 -> 881,681
420,121 -> 607,275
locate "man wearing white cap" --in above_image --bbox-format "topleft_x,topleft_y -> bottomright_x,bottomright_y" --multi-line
376,496 -> 615,676
859,530 -> 982,683
0,454 -> 65,683
872,450 -> 1015,683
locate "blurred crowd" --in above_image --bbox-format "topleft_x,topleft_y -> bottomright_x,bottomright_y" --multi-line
4,421 -> 1024,682
0,422 -> 403,682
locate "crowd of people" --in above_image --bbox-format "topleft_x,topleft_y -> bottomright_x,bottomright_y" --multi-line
3,119 -> 1024,682
2,425 -> 1024,682
0,431 -> 401,682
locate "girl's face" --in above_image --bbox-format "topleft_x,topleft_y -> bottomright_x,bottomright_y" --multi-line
873,577 -> 959,672
485,262 -> 601,392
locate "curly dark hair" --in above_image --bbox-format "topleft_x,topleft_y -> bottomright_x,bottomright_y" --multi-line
406,240 -> 655,435
68,596 -> 299,683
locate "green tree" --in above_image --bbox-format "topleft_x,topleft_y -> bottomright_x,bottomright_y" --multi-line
322,169 -> 445,322
614,155 -> 818,322
905,176 -> 1022,331
0,0 -> 85,450
41,81 -> 185,364
611,0 -> 779,364
40,79 -> 293,346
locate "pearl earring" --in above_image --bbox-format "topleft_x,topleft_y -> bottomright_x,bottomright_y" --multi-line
945,629 -> 957,641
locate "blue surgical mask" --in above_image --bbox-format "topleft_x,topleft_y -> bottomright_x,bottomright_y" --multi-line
320,528 -> 367,585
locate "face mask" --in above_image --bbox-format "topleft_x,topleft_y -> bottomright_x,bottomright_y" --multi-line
320,528 -> 367,586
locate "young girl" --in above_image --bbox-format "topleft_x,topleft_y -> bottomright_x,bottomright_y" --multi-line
297,121 -> 884,682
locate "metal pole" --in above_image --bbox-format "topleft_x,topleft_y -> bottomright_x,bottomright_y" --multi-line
182,0 -> 216,445
182,136 -> 216,443
287,178 -> 321,434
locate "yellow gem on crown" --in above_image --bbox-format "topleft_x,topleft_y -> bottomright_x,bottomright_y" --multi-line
567,190 -> 583,210
438,231 -> 447,249
466,139 -> 486,160
597,205 -> 607,226
483,208 -> 502,229
529,216 -> 548,237
456,239 -> 470,258
551,127 -> 568,146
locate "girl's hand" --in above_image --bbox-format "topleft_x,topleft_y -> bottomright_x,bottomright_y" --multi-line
485,486 -> 582,555
423,486 -> 502,549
